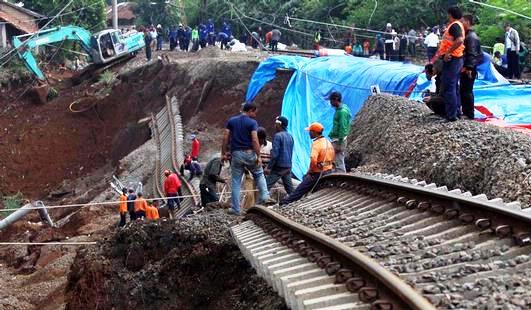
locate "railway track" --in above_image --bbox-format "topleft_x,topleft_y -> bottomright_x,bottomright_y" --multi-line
151,95 -> 200,218
232,173 -> 531,309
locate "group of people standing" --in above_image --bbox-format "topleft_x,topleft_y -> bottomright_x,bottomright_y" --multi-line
422,7 -> 483,122
141,19 -> 235,61
221,91 -> 351,215
118,188 -> 160,227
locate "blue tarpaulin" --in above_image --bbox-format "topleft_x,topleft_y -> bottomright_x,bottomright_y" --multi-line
246,55 -> 531,179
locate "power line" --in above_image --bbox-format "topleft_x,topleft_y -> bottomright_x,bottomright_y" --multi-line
0,2 -> 102,26
0,187 -> 285,212
468,0 -> 531,20
0,242 -> 97,246
0,0 -> 82,69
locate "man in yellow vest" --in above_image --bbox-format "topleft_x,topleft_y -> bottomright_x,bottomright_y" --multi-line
435,6 -> 465,122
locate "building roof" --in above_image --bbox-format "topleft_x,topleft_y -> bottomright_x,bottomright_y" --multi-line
0,1 -> 45,18
106,2 -> 136,21
0,1 -> 45,34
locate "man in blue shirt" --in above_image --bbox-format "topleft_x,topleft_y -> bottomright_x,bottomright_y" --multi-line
265,116 -> 294,194
222,102 -> 272,215
207,19 -> 216,46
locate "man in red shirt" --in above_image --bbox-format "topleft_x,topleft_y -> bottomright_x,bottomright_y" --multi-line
164,170 -> 181,218
191,134 -> 200,160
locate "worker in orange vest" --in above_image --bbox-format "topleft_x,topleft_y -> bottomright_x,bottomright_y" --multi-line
280,122 -> 335,205
118,188 -> 128,227
134,192 -> 148,219
146,203 -> 160,220
435,6 -> 465,122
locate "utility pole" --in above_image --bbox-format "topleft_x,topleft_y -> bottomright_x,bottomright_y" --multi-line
112,0 -> 118,30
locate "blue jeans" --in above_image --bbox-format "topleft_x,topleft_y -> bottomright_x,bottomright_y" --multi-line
231,150 -> 270,213
441,57 -> 463,120
266,167 -> 294,194
157,38 -> 163,50
280,171 -> 331,205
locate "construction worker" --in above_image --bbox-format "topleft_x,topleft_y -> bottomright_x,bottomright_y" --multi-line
200,157 -> 226,206
134,192 -> 148,219
127,189 -> 137,221
144,29 -> 153,61
146,202 -> 160,220
182,155 -> 202,180
156,24 -> 164,51
164,170 -> 181,217
207,19 -> 216,46
190,134 -> 200,160
280,122 -> 335,205
265,116 -> 294,194
222,102 -> 273,215
191,26 -> 199,52
118,188 -> 128,227
328,91 -> 351,173
435,6 -> 465,122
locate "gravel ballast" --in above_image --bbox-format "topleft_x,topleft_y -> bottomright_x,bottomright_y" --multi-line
347,94 -> 531,208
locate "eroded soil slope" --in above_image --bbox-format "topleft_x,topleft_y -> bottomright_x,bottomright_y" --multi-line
65,212 -> 286,310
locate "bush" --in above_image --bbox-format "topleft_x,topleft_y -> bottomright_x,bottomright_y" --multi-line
98,70 -> 117,86
0,192 -> 24,218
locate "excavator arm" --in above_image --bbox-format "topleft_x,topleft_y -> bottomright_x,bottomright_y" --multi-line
12,25 -> 94,81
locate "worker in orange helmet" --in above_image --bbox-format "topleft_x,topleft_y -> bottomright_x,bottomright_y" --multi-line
280,122 -> 335,205
118,188 -> 128,227
134,192 -> 149,219
164,169 -> 181,218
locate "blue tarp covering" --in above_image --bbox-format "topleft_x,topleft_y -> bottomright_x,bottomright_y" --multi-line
246,55 -> 531,179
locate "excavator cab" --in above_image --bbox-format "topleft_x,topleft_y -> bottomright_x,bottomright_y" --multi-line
91,29 -> 128,64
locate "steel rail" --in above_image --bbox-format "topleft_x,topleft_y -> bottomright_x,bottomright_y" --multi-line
164,96 -> 199,216
317,173 -> 531,243
247,205 -> 435,310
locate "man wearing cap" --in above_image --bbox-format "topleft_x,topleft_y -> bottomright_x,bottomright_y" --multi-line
222,102 -> 272,215
280,122 -> 335,205
156,24 -> 164,51
164,170 -> 181,218
384,23 -> 395,61
265,116 -> 294,194
328,91 -> 351,173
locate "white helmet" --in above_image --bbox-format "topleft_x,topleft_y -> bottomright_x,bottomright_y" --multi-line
386,23 -> 392,28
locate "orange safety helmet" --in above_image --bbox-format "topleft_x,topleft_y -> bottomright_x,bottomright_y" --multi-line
305,122 -> 324,133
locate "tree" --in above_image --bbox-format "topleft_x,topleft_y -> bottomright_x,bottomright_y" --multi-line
22,0 -> 106,31
474,0 -> 530,47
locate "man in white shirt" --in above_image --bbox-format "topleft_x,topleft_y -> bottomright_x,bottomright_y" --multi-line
424,27 -> 439,62
504,23 -> 521,79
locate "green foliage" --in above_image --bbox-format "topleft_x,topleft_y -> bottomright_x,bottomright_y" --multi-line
475,0 -> 530,47
22,0 -> 106,31
98,70 -> 117,85
133,0 -> 183,27
0,192 -> 24,218
47,87 -> 59,100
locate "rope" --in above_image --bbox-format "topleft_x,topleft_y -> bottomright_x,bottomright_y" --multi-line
0,2 -> 104,26
0,187 -> 285,212
468,0 -> 531,20
0,242 -> 97,246
0,0 -> 76,68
